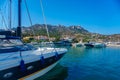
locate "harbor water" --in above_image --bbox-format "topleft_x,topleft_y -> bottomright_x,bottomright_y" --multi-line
36,47 -> 120,80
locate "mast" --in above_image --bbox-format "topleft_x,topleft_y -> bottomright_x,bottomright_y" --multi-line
17,0 -> 22,37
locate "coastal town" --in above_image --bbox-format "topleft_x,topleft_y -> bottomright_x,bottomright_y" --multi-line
22,24 -> 120,47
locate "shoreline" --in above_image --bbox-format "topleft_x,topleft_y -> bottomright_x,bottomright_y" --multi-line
106,45 -> 120,47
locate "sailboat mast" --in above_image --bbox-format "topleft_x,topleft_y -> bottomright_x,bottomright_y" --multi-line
17,0 -> 22,37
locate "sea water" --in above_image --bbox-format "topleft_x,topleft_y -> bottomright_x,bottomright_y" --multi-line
36,47 -> 120,80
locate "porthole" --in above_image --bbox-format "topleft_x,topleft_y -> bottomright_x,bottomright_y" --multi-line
3,72 -> 13,78
27,66 -> 34,70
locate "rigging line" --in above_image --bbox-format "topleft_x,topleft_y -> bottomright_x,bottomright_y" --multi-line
5,0 -> 9,29
39,0 -> 58,53
0,9 -> 8,30
1,0 -> 8,10
12,0 -> 16,28
0,0 -> 9,29
8,0 -> 12,30
40,0 -> 50,42
24,0 -> 35,37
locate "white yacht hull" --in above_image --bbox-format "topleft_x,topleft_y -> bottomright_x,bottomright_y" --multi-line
0,48 -> 67,80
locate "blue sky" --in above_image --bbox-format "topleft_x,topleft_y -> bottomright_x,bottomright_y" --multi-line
0,0 -> 120,34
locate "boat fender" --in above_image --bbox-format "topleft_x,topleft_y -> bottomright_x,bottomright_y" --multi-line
40,55 -> 45,65
3,72 -> 13,78
55,52 -> 59,60
20,59 -> 26,72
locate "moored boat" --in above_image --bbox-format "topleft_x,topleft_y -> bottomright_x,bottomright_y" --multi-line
84,42 -> 106,48
84,43 -> 94,48
0,35 -> 67,80
93,43 -> 106,48
0,0 -> 67,80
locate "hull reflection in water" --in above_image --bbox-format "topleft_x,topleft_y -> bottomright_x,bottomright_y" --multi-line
35,64 -> 68,80
59,47 -> 120,80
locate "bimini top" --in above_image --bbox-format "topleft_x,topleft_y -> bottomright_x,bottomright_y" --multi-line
0,31 -> 20,39
0,35 -> 20,39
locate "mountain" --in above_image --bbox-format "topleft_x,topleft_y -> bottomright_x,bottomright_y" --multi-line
21,24 -> 120,42
22,24 -> 90,37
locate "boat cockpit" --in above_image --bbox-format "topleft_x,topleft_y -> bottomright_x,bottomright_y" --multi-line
0,35 -> 37,53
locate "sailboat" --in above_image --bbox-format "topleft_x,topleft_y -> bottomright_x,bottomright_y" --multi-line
0,0 -> 67,80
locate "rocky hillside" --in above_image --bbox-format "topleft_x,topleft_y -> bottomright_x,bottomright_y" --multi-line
21,24 -> 120,42
22,24 -> 90,37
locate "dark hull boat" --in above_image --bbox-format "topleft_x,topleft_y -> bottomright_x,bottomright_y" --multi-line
84,42 -> 106,48
0,33 -> 67,80
0,44 -> 67,80
0,0 -> 67,80
84,43 -> 94,48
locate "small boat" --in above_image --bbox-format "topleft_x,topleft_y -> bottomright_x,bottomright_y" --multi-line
72,43 -> 83,47
84,43 -> 94,48
54,40 -> 72,46
0,0 -> 67,80
76,43 -> 83,47
93,43 -> 106,48
84,42 -> 106,48
106,42 -> 120,47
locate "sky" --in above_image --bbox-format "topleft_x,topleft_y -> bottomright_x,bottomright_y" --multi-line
0,0 -> 120,35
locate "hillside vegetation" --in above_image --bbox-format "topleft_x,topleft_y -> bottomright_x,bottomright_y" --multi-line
22,24 -> 120,42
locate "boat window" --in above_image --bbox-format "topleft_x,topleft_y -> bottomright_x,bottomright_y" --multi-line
0,39 -> 37,53
9,39 -> 23,45
40,42 -> 55,47
0,39 -> 23,47
19,44 -> 37,51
